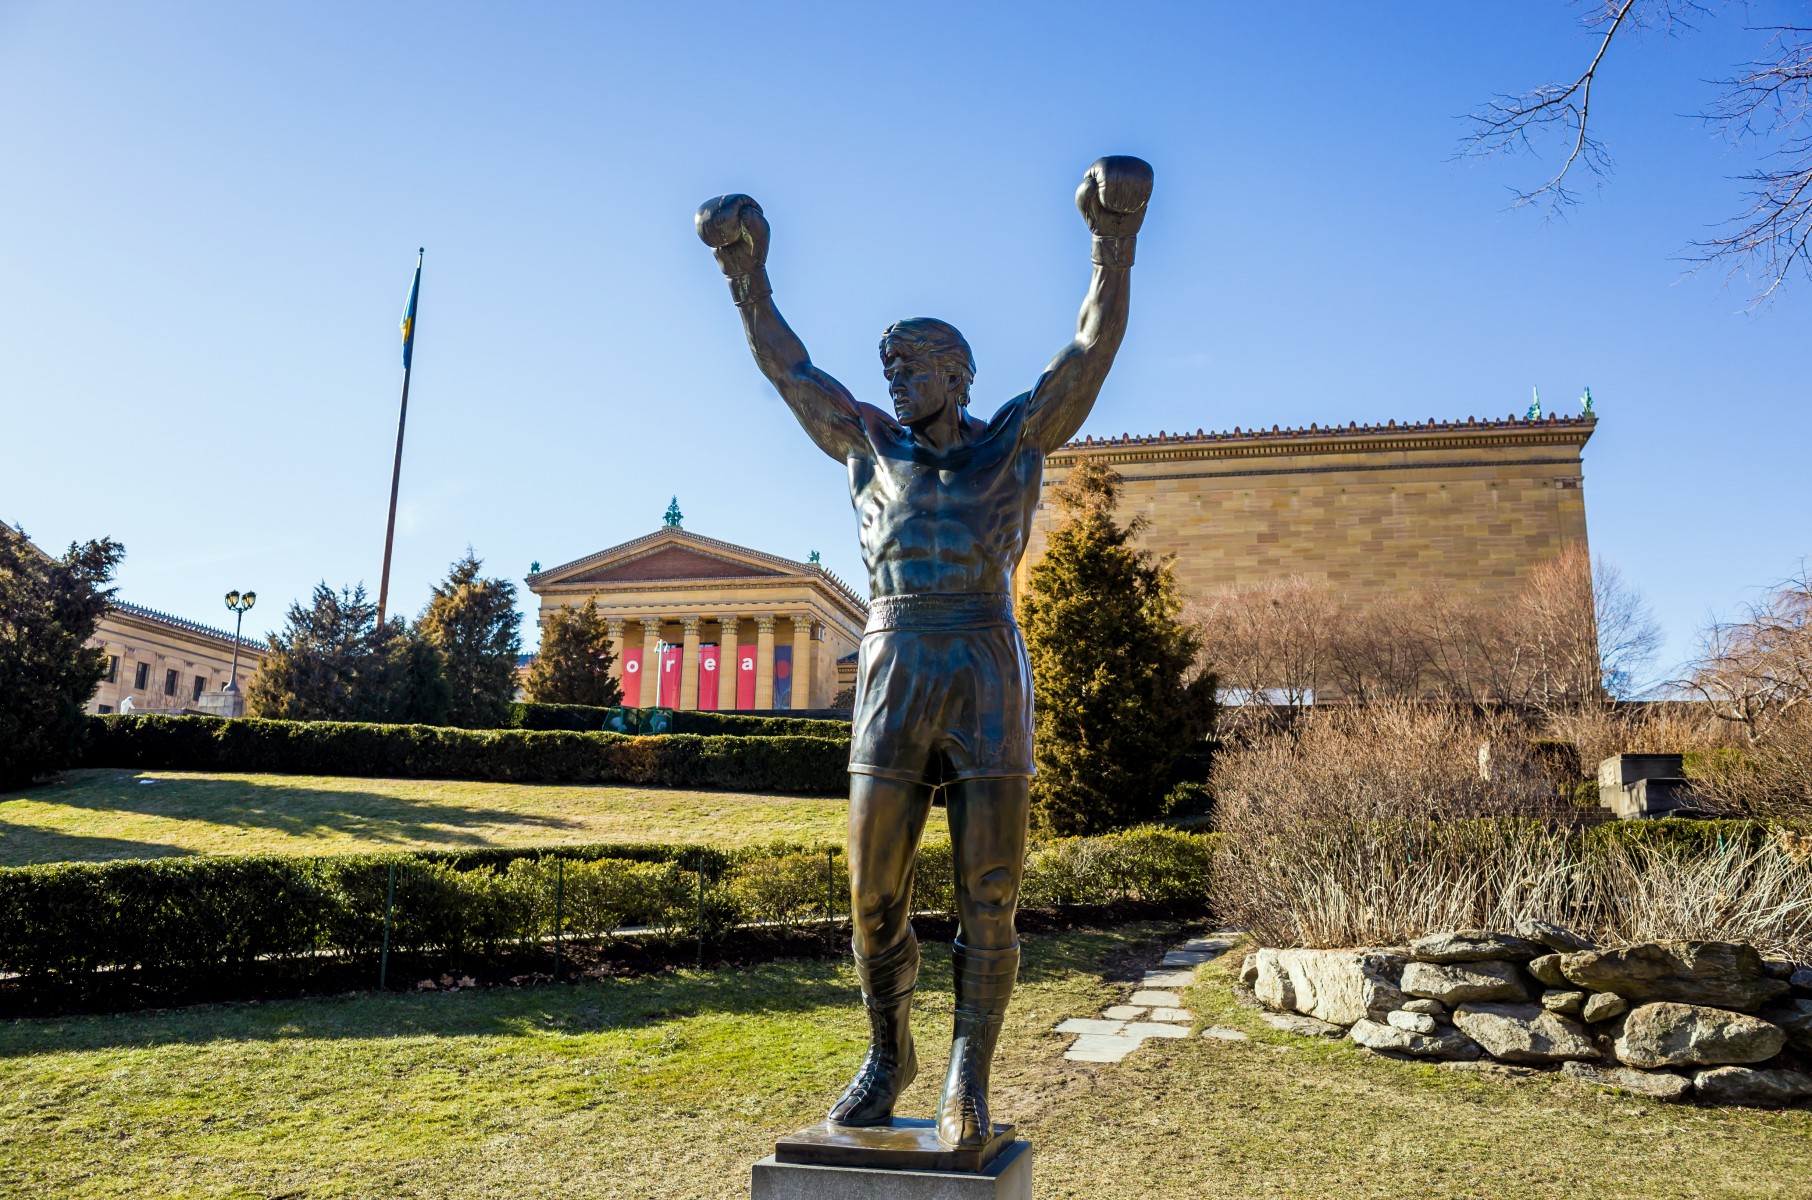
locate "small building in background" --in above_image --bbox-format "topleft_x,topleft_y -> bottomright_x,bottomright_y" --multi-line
87,602 -> 266,715
526,525 -> 866,712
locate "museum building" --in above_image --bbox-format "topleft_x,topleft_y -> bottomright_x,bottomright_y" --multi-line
1017,411 -> 1596,608
525,524 -> 868,712
86,602 -> 267,715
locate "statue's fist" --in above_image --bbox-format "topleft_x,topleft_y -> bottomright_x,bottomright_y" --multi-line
1075,156 -> 1153,239
695,194 -> 770,276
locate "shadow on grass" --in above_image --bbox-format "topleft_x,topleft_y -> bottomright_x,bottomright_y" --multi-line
0,815 -> 194,864
0,770 -> 585,864
0,925 -> 1161,1057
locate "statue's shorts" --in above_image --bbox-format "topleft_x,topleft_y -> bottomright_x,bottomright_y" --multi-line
848,593 -> 1035,787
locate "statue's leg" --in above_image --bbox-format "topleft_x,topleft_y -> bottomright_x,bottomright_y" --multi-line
936,774 -> 1030,1148
829,772 -> 934,1126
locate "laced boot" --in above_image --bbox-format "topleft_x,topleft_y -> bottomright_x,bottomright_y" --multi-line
936,940 -> 1020,1149
828,933 -> 920,1126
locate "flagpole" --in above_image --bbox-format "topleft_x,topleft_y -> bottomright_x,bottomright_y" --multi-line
377,248 -> 423,626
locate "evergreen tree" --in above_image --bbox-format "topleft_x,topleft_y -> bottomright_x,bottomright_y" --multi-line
525,597 -> 621,707
248,583 -> 450,724
0,524 -> 123,788
1020,459 -> 1217,835
417,550 -> 521,727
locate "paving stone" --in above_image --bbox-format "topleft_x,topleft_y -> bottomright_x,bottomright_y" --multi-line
1149,1006 -> 1194,1022
1200,1026 -> 1250,1041
1054,1018 -> 1127,1036
1141,970 -> 1197,988
1064,1034 -> 1143,1063
1179,937 -> 1236,955
1102,1005 -> 1148,1021
1126,1022 -> 1191,1039
1129,990 -> 1181,1007
1160,951 -> 1212,967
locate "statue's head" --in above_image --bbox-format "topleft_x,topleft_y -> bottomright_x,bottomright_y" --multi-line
879,318 -> 974,427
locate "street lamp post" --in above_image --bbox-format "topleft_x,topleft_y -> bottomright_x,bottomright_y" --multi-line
223,590 -> 257,701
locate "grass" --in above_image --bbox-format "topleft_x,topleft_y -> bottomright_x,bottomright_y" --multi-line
1,925 -> 1805,1199
0,769 -> 929,865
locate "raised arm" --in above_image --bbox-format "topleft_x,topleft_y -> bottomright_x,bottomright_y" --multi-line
1023,157 -> 1154,453
696,195 -> 869,463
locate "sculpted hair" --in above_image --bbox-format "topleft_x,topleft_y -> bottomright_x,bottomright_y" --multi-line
879,318 -> 976,406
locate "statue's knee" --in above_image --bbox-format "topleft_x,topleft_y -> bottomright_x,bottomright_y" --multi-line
964,866 -> 1018,913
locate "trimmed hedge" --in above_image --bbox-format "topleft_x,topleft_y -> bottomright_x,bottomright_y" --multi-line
0,829 -> 1218,984
506,702 -> 850,739
82,714 -> 849,794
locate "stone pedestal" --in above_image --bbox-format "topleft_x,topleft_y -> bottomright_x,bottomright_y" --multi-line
195,689 -> 246,719
751,1141 -> 1030,1199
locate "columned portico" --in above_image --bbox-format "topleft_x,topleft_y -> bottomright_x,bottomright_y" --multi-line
527,524 -> 867,713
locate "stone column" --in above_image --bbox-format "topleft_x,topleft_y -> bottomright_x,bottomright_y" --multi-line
754,615 -> 777,710
638,620 -> 660,707
717,617 -> 740,711
791,613 -> 814,711
679,616 -> 702,710
605,618 -> 626,688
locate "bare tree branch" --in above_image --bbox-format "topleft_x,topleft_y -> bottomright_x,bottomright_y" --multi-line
1460,0 -> 1642,214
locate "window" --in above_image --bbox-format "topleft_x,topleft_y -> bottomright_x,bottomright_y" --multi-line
105,655 -> 119,683
163,668 -> 178,696
133,662 -> 149,690
192,675 -> 206,701
98,704 -> 113,714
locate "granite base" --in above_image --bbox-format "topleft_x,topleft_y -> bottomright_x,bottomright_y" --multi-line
751,1140 -> 1031,1199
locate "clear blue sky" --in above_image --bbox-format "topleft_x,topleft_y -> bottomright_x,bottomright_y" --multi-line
3,2 -> 1805,677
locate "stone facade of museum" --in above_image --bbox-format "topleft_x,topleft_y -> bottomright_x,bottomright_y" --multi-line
526,528 -> 867,712
87,602 -> 267,716
1015,413 -> 1594,606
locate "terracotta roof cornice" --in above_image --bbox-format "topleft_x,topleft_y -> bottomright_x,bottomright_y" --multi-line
1050,413 -> 1597,467
529,527 -> 868,616
111,601 -> 265,651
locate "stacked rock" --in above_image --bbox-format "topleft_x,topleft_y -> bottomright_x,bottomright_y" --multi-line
1242,924 -> 1812,1107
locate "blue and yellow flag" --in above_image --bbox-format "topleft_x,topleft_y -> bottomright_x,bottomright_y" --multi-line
400,249 -> 423,370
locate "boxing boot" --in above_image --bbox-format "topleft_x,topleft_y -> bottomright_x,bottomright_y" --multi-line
828,933 -> 920,1126
936,940 -> 1020,1148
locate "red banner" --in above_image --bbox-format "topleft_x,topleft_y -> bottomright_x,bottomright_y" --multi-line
697,644 -> 720,710
736,644 -> 757,710
658,644 -> 682,709
773,645 -> 793,710
620,648 -> 642,707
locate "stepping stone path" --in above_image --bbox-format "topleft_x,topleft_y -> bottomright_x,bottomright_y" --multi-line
1056,931 -> 1241,1064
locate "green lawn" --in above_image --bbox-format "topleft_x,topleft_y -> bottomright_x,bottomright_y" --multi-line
0,769 -> 911,865
1,926 -> 1804,1199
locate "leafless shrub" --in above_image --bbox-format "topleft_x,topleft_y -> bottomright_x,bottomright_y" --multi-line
1211,701 -> 1812,956
1592,835 -> 1812,957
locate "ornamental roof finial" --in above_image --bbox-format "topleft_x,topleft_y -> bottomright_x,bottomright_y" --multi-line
1526,386 -> 1542,421
1581,386 -> 1594,416
662,497 -> 683,528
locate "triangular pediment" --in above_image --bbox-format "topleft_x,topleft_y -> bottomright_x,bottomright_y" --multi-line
531,529 -> 805,588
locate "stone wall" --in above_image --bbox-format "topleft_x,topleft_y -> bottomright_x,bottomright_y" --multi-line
1243,926 -> 1812,1107
1015,415 -> 1594,612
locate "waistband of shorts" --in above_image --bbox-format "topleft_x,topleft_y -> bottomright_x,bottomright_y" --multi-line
865,593 -> 1016,633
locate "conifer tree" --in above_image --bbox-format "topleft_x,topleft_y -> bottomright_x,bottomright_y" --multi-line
525,597 -> 621,707
1020,459 -> 1217,835
248,583 -> 450,724
417,550 -> 522,727
0,524 -> 123,787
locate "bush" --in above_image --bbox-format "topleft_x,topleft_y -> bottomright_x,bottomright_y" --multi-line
82,714 -> 850,794
505,702 -> 850,739
0,830 -> 1219,989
